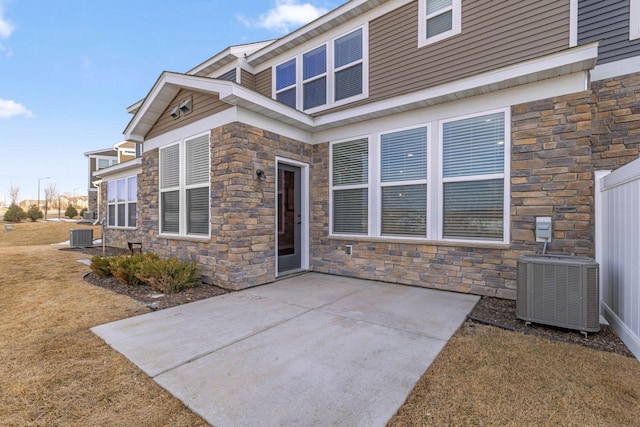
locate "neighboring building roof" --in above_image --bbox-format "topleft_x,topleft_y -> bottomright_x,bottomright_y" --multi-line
92,157 -> 142,179
83,148 -> 117,157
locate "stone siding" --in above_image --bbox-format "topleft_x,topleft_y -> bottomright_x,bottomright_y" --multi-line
140,123 -> 313,290
88,190 -> 98,215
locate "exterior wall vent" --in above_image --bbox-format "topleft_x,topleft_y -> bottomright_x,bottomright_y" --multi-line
516,254 -> 600,334
70,228 -> 93,248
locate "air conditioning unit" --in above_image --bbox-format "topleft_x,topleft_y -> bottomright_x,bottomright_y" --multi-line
516,254 -> 599,334
70,228 -> 93,248
83,211 -> 95,221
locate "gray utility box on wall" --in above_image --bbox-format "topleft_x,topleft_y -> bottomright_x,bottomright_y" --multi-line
516,254 -> 600,333
69,228 -> 93,248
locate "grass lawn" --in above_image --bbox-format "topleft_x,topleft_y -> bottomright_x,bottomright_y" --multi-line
1,221 -> 639,426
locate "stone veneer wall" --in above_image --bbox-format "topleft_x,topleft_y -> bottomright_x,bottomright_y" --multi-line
88,190 -> 98,215
141,123 -> 313,290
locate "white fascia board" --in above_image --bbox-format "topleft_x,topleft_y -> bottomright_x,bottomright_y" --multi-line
188,41 -> 275,76
601,156 -> 640,191
83,148 -> 118,157
247,0 -> 401,68
313,43 -> 599,130
92,158 -> 142,179
127,99 -> 144,114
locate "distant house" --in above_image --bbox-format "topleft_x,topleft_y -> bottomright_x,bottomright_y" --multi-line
87,0 -> 640,297
83,148 -> 118,217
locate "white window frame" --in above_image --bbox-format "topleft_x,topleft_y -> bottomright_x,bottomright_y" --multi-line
106,175 -> 137,229
437,108 -> 510,244
631,0 -> 640,40
329,135 -> 372,236
418,0 -> 462,48
159,132 -> 211,238
96,157 -> 117,170
375,124 -> 430,238
272,25 -> 369,113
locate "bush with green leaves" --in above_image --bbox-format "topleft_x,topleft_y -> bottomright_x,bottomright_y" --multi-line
65,204 -> 78,219
90,255 -> 112,278
26,205 -> 44,222
136,257 -> 199,293
109,252 -> 159,286
3,203 -> 27,223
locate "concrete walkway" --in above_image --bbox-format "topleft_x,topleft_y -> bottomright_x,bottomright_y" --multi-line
92,273 -> 479,427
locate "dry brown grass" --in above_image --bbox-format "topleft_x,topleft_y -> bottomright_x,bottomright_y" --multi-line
0,244 -> 206,425
389,323 -> 640,426
0,220 -> 101,247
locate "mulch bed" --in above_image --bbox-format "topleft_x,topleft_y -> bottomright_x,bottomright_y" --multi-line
66,246 -> 634,358
469,296 -> 634,358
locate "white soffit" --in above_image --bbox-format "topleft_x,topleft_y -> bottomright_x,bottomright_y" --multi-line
92,158 -> 142,179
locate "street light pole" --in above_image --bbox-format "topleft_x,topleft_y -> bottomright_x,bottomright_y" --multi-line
73,187 -> 79,209
37,177 -> 50,211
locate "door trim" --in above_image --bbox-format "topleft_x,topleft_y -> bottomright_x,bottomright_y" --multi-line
275,157 -> 310,277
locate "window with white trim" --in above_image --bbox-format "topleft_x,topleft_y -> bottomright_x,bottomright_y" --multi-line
160,134 -> 210,236
273,26 -> 367,112
631,0 -> 640,40
331,138 -> 369,234
107,176 -> 137,228
418,0 -> 461,47
97,158 -> 117,170
380,127 -> 428,237
441,112 -> 505,240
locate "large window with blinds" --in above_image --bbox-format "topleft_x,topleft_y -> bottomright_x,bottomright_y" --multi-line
273,25 -> 367,112
331,138 -> 369,234
330,109 -> 508,243
442,111 -> 506,241
107,176 -> 137,228
380,127 -> 427,237
160,133 -> 210,236
418,0 -> 461,47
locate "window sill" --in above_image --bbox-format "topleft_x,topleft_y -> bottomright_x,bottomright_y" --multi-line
328,235 -> 510,250
158,233 -> 211,243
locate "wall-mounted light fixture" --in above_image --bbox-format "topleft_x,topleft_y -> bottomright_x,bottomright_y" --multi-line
170,106 -> 180,119
179,98 -> 192,114
256,169 -> 266,180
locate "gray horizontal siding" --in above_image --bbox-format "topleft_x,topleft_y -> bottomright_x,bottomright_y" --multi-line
579,0 -> 640,64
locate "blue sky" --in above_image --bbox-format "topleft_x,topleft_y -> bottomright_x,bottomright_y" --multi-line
0,0 -> 338,205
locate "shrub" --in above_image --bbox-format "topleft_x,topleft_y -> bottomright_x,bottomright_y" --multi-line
137,257 -> 199,293
65,204 -> 78,219
3,203 -> 27,223
26,205 -> 44,222
109,252 -> 159,286
79,208 -> 87,217
90,255 -> 112,278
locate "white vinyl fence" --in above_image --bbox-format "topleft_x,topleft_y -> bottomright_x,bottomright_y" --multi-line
596,160 -> 640,360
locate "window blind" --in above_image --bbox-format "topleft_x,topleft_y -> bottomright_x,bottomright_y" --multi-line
335,63 -> 363,101
333,188 -> 368,234
276,58 -> 296,90
443,179 -> 504,239
304,77 -> 327,110
382,185 -> 427,236
427,0 -> 452,15
187,187 -> 209,235
442,112 -> 504,178
427,10 -> 452,38
161,191 -> 180,234
335,28 -> 362,68
186,135 -> 209,185
381,127 -> 427,182
332,138 -> 368,186
128,202 -> 137,228
277,88 -> 296,108
161,144 -> 180,189
303,45 -> 326,80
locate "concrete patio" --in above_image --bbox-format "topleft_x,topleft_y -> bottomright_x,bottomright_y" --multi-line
92,273 -> 479,427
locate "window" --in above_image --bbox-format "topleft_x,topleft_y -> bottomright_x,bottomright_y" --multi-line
331,138 -> 369,234
107,176 -> 137,228
442,112 -> 506,240
160,134 -> 210,236
418,0 -> 461,47
380,128 -> 428,237
273,26 -> 367,111
97,158 -> 117,170
275,58 -> 297,108
631,0 -> 640,40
